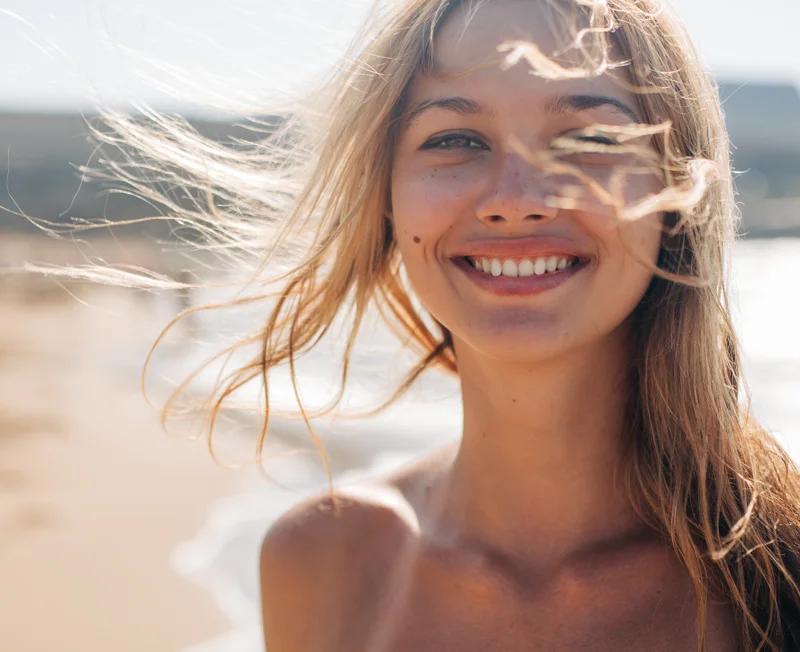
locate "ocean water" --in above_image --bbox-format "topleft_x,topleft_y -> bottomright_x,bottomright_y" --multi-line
172,238 -> 800,652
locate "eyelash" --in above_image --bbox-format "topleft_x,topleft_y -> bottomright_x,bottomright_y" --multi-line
420,133 -> 487,150
419,131 -> 620,151
571,134 -> 619,146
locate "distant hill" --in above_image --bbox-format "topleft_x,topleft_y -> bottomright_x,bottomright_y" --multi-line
1,80 -> 799,237
0,112 -> 275,239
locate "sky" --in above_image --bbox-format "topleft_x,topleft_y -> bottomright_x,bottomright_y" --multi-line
1,0 -> 799,115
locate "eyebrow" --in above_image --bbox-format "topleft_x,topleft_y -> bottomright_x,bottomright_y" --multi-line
545,93 -> 642,123
401,92 -> 641,130
403,96 -> 491,129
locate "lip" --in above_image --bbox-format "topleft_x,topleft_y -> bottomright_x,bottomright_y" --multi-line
451,236 -> 592,262
452,255 -> 590,297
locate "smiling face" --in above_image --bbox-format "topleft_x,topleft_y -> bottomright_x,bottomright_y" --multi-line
389,0 -> 664,364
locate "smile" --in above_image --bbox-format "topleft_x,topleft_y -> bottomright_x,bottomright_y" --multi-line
466,255 -> 579,278
454,255 -> 588,297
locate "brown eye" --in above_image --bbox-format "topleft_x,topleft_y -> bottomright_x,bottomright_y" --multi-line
421,133 -> 487,151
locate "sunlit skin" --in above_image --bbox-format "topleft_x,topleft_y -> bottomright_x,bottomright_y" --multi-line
260,1 -> 737,650
388,0 -> 666,586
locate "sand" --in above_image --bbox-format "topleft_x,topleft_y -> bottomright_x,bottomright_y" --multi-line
0,236 -> 248,652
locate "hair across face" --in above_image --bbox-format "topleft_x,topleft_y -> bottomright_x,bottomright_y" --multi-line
389,0 -> 665,364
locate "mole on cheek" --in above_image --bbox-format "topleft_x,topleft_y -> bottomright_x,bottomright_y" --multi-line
413,236 -> 421,244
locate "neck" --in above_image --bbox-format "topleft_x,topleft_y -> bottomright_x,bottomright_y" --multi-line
435,327 -> 647,571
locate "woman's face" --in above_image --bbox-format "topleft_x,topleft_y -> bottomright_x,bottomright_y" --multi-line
390,0 -> 664,364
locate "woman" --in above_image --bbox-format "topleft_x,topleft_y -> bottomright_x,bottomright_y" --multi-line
76,0 -> 799,649
245,0 -> 800,650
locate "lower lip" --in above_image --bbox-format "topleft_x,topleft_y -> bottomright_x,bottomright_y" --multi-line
453,257 -> 588,297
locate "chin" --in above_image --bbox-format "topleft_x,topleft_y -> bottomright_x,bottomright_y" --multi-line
452,311 -> 581,364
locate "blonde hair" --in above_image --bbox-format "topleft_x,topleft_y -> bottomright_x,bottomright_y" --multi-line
30,0 -> 800,649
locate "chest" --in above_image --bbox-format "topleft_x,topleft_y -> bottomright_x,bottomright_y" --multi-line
375,584 -> 700,652
340,551 -> 736,652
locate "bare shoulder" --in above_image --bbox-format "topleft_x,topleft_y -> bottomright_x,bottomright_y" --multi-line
259,476 -> 427,651
260,482 -> 421,569
260,442 -> 457,573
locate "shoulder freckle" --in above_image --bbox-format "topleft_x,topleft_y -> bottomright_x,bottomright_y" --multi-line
413,236 -> 421,243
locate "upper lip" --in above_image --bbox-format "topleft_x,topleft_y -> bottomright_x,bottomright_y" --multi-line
451,236 -> 591,261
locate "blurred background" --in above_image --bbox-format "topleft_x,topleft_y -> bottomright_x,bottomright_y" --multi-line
0,1 -> 798,651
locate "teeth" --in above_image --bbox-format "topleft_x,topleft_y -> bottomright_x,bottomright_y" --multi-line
501,260 -> 518,277
518,260 -> 534,277
469,255 -> 579,278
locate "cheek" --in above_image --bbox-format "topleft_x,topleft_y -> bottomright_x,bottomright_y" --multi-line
570,165 -> 664,264
616,171 -> 666,267
389,164 -> 478,252
621,213 -> 664,266
571,205 -> 663,324
599,213 -> 663,323
583,208 -> 663,265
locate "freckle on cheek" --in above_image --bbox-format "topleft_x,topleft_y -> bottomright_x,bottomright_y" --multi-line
413,236 -> 421,244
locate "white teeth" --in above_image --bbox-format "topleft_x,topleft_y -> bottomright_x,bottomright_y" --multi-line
518,259 -> 534,277
469,256 -> 579,277
501,260 -> 518,277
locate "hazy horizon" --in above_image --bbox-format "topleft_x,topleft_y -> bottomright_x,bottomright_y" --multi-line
1,0 -> 799,116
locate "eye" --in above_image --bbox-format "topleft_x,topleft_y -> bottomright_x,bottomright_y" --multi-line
558,130 -> 621,147
420,133 -> 488,151
574,134 -> 619,146
550,130 -> 625,166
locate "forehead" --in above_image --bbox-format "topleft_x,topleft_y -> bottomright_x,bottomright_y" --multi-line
434,0 -> 568,73
408,0 -> 632,108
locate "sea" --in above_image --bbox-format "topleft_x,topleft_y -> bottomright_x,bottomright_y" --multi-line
166,238 -> 800,652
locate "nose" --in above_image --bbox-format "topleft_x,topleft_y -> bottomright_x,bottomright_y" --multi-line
475,151 -> 559,228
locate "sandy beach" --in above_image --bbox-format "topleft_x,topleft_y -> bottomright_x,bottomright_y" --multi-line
0,236 -> 246,652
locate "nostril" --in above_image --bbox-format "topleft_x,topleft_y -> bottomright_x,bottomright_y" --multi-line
488,215 -> 504,223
